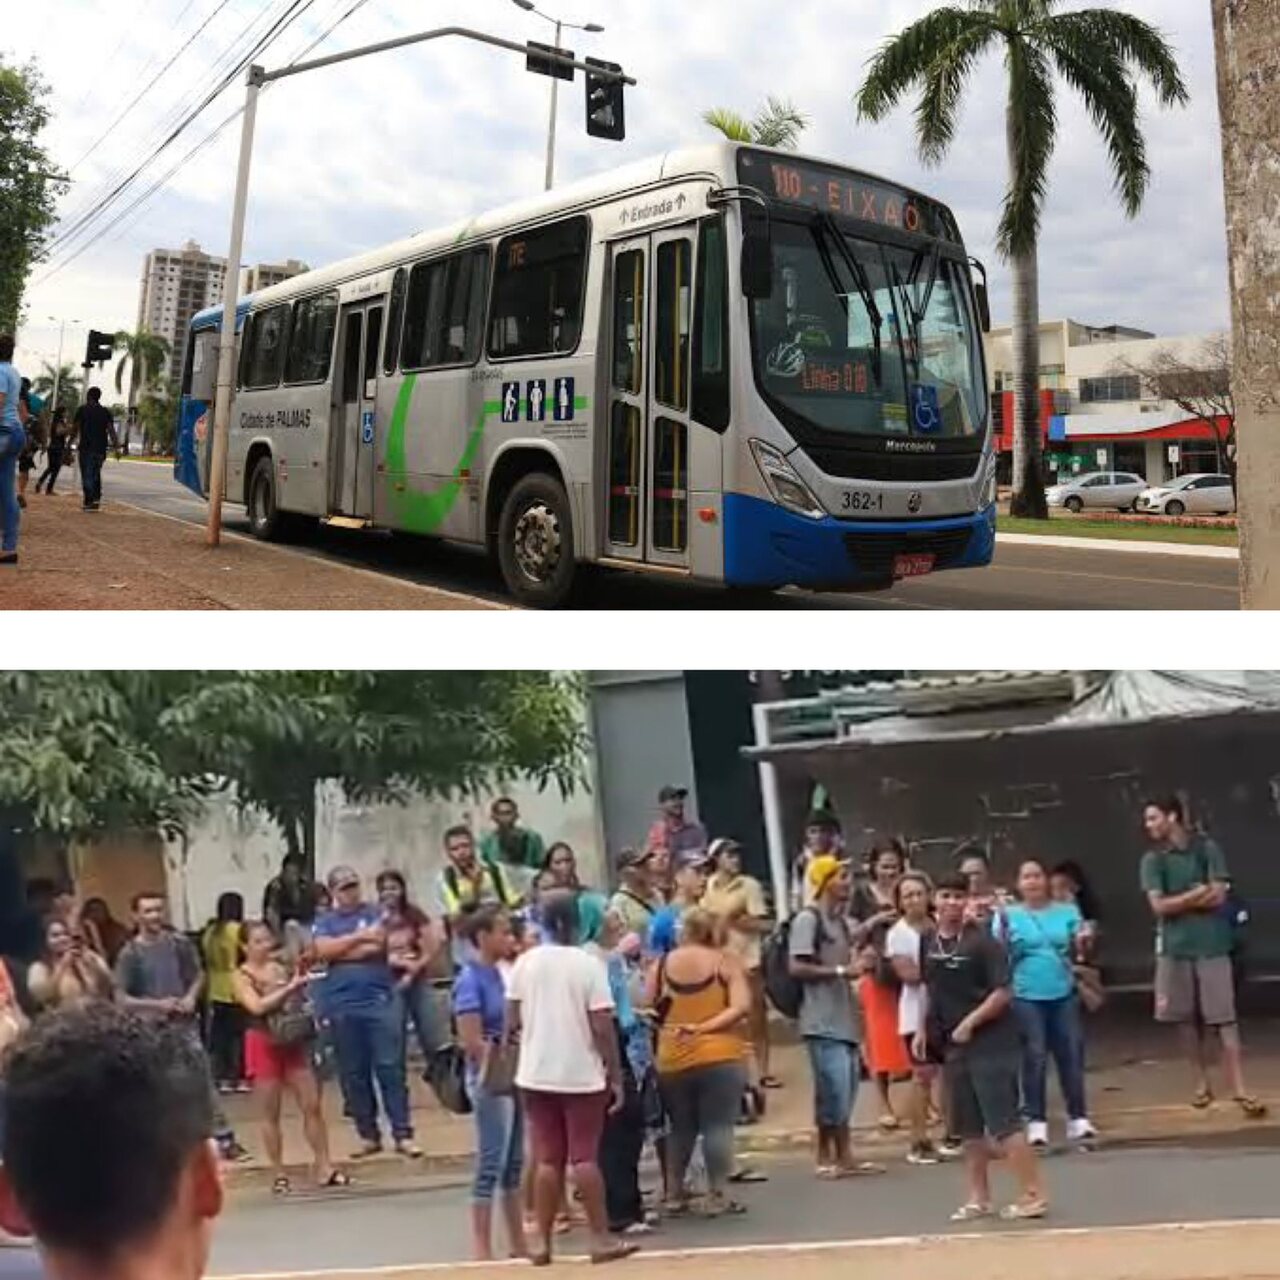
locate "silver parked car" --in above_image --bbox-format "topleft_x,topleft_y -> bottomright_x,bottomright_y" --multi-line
1135,473 -> 1236,517
1046,472 -> 1147,513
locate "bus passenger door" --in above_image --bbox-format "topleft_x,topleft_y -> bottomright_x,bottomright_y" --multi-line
646,228 -> 696,570
332,302 -> 382,520
604,238 -> 648,562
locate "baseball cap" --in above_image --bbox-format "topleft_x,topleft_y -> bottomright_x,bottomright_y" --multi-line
327,864 -> 361,891
706,837 -> 741,863
674,848 -> 710,872
658,785 -> 689,803
805,808 -> 842,832
617,847 -> 655,869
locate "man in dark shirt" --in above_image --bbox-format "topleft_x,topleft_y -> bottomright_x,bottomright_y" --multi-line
918,873 -> 1046,1222
69,388 -> 118,512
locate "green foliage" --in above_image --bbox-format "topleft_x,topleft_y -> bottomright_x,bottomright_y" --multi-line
854,0 -> 1188,258
0,673 -> 591,862
0,58 -> 66,332
113,329 -> 171,402
31,362 -> 81,413
704,97 -> 809,150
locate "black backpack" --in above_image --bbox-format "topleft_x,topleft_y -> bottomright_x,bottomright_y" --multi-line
762,907 -> 826,1019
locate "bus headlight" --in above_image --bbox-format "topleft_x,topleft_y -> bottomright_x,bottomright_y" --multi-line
982,463 -> 998,509
749,439 -> 825,520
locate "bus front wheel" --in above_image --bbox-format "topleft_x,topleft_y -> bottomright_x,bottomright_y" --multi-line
497,472 -> 576,608
247,455 -> 286,541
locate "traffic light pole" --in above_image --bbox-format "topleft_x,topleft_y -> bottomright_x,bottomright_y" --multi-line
545,19 -> 561,191
205,26 -> 633,547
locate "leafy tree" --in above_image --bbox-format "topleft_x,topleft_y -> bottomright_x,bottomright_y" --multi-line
32,361 -> 81,413
703,97 -> 808,149
136,375 -> 178,454
856,0 -> 1188,519
0,59 -> 66,333
113,328 -> 170,411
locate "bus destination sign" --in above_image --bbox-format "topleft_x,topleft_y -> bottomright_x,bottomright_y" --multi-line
738,149 -> 958,243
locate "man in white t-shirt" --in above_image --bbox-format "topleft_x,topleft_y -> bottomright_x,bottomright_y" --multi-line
505,891 -> 636,1267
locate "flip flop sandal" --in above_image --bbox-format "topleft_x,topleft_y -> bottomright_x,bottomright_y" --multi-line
1192,1086 -> 1214,1110
877,1114 -> 901,1131
271,1176 -> 291,1196
701,1197 -> 748,1219
350,1141 -> 383,1160
949,1203 -> 993,1223
1235,1095 -> 1268,1119
590,1241 -> 641,1265
323,1170 -> 352,1188
835,1162 -> 886,1178
760,1076 -> 784,1089
1000,1199 -> 1049,1221
728,1168 -> 769,1184
659,1199 -> 690,1218
530,1252 -> 553,1268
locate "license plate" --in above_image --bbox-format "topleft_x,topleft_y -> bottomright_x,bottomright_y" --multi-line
893,553 -> 936,579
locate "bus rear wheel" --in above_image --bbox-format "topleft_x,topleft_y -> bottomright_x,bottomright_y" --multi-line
497,472 -> 576,608
247,455 -> 286,541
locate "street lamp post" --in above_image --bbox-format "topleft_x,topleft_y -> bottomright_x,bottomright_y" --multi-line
205,25 -> 633,547
511,0 -> 604,190
47,316 -> 81,413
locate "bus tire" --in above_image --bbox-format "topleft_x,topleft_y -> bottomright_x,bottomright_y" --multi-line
496,471 -> 576,608
247,454 -> 287,541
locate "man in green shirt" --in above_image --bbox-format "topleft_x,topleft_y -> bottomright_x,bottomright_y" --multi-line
478,797 -> 545,897
1140,795 -> 1264,1118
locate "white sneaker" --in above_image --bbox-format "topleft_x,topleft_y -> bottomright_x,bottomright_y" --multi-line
1026,1121 -> 1050,1147
1066,1117 -> 1097,1142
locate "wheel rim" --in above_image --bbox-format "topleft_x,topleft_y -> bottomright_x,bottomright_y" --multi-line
512,501 -> 562,584
1168,502 -> 1183,516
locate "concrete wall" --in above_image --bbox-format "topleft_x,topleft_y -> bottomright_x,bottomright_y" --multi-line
1214,0 -> 1280,608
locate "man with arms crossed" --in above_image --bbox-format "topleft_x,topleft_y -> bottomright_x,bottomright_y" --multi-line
917,873 -> 1047,1222
1140,796 -> 1264,1117
0,1004 -> 224,1280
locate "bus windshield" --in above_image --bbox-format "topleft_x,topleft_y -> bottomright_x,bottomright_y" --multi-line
750,217 -> 986,444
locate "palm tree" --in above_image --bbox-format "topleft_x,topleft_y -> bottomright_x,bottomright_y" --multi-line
856,1 -> 1188,518
112,328 -> 170,413
32,362 -> 82,412
703,96 -> 808,149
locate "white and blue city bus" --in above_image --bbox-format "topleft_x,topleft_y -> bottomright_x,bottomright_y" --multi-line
174,142 -> 995,607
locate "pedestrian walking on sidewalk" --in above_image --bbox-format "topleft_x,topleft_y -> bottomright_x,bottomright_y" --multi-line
505,890 -> 637,1266
1004,860 -> 1096,1147
0,335 -> 27,565
789,855 -> 883,1180
35,408 -> 68,496
454,905 -> 529,1261
114,891 -> 248,1163
649,907 -> 751,1218
233,920 -> 345,1195
69,388 -> 118,511
1140,796 -> 1266,1119
0,1004 -> 226,1280
311,867 -> 422,1160
919,873 -> 1048,1222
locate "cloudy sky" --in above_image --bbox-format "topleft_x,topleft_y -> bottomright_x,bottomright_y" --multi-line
8,0 -> 1226,380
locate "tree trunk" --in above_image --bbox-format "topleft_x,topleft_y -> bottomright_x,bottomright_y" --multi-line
1214,0 -> 1280,606
1008,244 -> 1047,518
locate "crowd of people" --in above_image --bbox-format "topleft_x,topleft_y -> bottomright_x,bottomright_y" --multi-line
0,333 -> 125,566
0,787 -> 1268,1276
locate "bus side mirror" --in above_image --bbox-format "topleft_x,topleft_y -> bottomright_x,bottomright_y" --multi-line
970,257 -> 991,333
742,230 -> 773,300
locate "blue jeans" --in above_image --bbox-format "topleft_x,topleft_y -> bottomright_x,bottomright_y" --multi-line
80,449 -> 105,506
467,1074 -> 524,1204
393,979 -> 451,1065
330,1001 -> 413,1143
0,425 -> 24,553
1015,995 -> 1087,1123
804,1036 -> 860,1129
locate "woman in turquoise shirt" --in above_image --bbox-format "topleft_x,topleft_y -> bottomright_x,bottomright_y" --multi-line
1003,859 -> 1096,1148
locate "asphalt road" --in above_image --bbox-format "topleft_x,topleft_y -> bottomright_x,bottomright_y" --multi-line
106,461 -> 1241,611
209,1140 -> 1280,1275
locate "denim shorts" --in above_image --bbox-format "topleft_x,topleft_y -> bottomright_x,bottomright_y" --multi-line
804,1036 -> 860,1129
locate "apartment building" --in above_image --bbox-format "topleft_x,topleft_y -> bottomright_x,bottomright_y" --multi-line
135,241 -> 228,387
242,258 -> 309,294
983,319 -> 1231,484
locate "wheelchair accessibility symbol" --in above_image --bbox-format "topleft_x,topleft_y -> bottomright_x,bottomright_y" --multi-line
361,410 -> 375,445
911,384 -> 941,434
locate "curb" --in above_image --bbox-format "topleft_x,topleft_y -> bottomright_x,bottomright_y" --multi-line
996,532 -> 1239,560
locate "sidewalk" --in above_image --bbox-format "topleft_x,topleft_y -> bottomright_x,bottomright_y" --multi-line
216,1220 -> 1280,1280
0,493 -> 500,610
221,1013 -> 1280,1193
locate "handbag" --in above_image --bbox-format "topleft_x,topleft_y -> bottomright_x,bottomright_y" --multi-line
478,1039 -> 518,1096
426,1043 -> 474,1116
1022,910 -> 1106,1012
245,967 -> 315,1047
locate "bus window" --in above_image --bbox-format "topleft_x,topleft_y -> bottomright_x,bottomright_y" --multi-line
612,249 -> 644,394
402,249 -> 488,370
242,304 -> 288,390
653,417 -> 688,552
285,291 -> 340,385
384,268 -> 406,375
608,402 -> 641,547
692,217 -> 730,431
654,240 -> 691,411
342,313 -> 363,405
487,217 -> 589,360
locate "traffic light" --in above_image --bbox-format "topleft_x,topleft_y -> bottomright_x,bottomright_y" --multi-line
585,57 -> 625,141
84,329 -> 114,368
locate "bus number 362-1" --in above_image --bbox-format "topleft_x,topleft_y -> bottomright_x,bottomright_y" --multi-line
842,492 -> 884,512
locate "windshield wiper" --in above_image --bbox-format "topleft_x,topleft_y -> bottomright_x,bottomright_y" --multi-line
814,212 -> 884,382
891,239 -> 943,377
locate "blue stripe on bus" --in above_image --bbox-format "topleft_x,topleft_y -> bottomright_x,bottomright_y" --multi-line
721,493 -> 996,588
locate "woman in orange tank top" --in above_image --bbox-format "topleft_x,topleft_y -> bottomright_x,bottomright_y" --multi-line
645,908 -> 750,1217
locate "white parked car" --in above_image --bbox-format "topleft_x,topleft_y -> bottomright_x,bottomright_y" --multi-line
1046,472 -> 1147,513
1135,473 -> 1236,517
